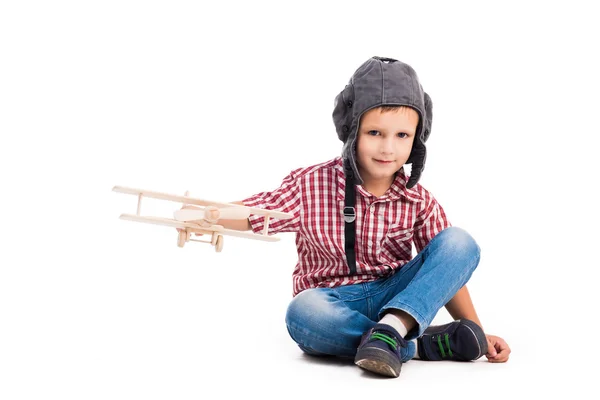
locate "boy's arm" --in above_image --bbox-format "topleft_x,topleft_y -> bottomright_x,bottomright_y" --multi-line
444,285 -> 483,330
205,201 -> 251,231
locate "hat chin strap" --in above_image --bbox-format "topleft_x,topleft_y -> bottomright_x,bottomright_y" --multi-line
343,161 -> 357,275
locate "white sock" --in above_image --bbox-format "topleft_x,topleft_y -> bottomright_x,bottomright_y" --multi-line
412,339 -> 419,359
379,314 -> 408,338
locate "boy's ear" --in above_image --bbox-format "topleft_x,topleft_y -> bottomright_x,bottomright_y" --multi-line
333,84 -> 355,142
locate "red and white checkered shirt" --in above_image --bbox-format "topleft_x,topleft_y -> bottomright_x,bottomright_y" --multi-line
242,157 -> 451,296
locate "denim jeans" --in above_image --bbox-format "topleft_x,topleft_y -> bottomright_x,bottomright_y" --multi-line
285,227 -> 481,362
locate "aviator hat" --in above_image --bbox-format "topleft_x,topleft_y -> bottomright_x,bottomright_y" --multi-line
332,56 -> 433,189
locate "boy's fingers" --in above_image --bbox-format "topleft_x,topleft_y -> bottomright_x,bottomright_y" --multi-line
485,337 -> 511,362
486,338 -> 497,357
205,206 -> 220,223
494,339 -> 510,353
486,352 -> 504,362
488,352 -> 509,363
497,343 -> 511,359
497,349 -> 510,359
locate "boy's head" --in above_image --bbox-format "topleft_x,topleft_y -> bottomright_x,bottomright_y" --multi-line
355,105 -> 418,188
332,56 -> 432,189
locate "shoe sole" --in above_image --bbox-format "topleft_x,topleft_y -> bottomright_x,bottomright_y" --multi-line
354,348 -> 401,377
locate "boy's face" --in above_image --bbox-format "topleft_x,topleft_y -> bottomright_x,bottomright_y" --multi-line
356,107 -> 419,185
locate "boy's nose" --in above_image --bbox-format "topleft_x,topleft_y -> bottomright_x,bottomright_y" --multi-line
380,138 -> 395,153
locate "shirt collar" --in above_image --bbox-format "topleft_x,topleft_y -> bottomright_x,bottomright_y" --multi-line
334,157 -> 421,202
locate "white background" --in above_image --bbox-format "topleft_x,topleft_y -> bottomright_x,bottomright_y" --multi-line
1,0 -> 598,398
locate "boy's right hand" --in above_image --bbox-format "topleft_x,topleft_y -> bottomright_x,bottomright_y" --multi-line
198,205 -> 220,226
176,206 -> 220,236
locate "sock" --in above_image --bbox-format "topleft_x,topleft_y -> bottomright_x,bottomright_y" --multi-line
412,339 -> 420,359
379,314 -> 408,338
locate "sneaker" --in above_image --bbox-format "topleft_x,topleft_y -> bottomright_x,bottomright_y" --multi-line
417,319 -> 488,361
354,323 -> 408,378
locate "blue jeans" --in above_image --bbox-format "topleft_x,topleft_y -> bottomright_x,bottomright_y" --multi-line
285,227 -> 481,362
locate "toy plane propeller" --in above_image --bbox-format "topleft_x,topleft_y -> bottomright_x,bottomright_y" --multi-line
112,186 -> 293,252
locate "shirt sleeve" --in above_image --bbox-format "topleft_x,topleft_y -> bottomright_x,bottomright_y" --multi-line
241,169 -> 302,235
412,188 -> 452,254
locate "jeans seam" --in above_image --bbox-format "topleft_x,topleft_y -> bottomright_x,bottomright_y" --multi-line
372,249 -> 427,298
362,283 -> 376,320
330,286 -> 369,303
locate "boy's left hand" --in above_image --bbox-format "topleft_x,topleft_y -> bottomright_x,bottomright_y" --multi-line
485,334 -> 511,363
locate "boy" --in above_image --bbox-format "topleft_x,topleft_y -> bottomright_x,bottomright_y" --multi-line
191,56 -> 510,377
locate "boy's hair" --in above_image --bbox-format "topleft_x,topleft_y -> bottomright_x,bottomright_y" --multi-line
377,105 -> 415,114
332,56 -> 433,189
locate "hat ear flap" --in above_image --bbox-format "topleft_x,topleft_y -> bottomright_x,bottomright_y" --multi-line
406,91 -> 433,189
332,84 -> 355,142
406,145 -> 426,189
422,91 -> 433,142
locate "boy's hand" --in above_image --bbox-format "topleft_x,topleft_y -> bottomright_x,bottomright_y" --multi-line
199,206 -> 220,226
176,206 -> 220,236
485,334 -> 511,363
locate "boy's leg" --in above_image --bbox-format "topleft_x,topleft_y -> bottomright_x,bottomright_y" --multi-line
374,226 -> 481,340
355,227 -> 482,374
285,286 -> 416,360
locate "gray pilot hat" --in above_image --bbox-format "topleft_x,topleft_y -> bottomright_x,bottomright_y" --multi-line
332,56 -> 433,189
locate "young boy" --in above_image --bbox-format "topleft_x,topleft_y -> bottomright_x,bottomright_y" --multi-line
193,56 -> 511,377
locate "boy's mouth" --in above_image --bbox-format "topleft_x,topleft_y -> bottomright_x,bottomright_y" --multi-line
374,159 -> 394,164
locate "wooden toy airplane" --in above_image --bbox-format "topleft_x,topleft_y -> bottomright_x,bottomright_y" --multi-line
113,186 -> 293,252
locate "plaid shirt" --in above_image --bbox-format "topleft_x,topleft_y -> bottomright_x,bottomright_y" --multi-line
242,157 -> 451,296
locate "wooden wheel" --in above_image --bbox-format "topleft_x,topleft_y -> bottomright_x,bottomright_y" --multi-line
215,235 -> 224,252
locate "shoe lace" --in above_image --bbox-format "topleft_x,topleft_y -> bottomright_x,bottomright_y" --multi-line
370,332 -> 407,351
437,333 -> 454,358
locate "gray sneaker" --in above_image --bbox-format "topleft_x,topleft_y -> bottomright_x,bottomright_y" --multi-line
354,323 -> 408,378
417,319 -> 488,361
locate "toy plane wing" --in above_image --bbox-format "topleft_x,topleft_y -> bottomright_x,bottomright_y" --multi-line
113,186 -> 292,220
119,214 -> 280,243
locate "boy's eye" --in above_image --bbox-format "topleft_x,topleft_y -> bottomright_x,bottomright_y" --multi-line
366,130 -> 409,138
